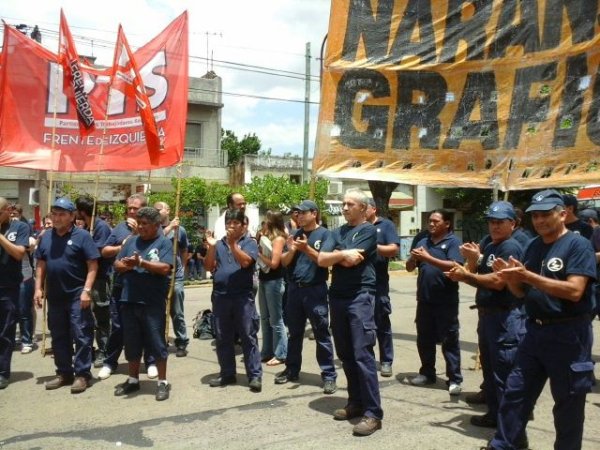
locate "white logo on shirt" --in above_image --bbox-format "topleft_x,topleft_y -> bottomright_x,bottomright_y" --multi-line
7,232 -> 17,242
314,240 -> 321,250
441,244 -> 447,250
547,258 -> 564,272
352,232 -> 359,242
147,248 -> 160,262
67,240 -> 73,246
486,254 -> 495,267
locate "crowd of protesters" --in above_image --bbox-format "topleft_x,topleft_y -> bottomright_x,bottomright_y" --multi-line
0,188 -> 598,444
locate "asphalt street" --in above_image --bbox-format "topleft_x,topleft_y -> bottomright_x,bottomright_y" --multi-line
1,273 -> 600,449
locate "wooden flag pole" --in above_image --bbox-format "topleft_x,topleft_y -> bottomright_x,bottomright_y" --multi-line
40,59 -> 63,357
165,162 -> 183,341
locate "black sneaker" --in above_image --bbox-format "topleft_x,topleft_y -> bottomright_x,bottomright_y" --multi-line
470,413 -> 497,428
209,375 -> 237,387
114,381 -> 140,396
175,347 -> 188,357
156,382 -> 171,401
323,379 -> 337,395
0,375 -> 9,389
274,369 -> 299,384
465,390 -> 487,405
249,377 -> 262,392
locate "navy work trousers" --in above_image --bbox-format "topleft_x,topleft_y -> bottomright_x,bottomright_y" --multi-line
374,292 -> 393,364
0,287 -> 19,378
285,282 -> 336,381
330,291 -> 383,420
415,301 -> 462,383
212,291 -> 262,380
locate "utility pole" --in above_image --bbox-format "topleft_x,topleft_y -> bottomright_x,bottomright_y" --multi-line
303,42 -> 310,184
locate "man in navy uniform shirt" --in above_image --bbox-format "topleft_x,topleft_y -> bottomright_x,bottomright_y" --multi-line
278,200 -> 337,394
75,196 -> 112,368
205,210 -> 262,393
446,201 -> 526,430
0,197 -> 30,389
97,194 -> 156,380
406,209 -> 464,395
365,198 -> 400,377
485,190 -> 596,450
113,207 -> 173,401
318,189 -> 382,436
34,197 -> 99,394
562,194 -> 593,239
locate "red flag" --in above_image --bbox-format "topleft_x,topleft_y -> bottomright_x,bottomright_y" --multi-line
59,10 -> 95,133
110,25 -> 163,164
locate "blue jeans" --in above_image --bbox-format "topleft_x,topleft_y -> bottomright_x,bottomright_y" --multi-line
18,277 -> 34,346
170,280 -> 189,348
258,278 -> 287,361
92,277 -> 111,358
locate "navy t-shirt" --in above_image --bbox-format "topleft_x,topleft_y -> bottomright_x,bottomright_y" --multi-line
212,235 -> 258,296
0,220 -> 30,289
373,217 -> 400,296
566,219 -> 593,240
523,232 -> 596,319
511,228 -> 533,249
415,232 -> 464,304
164,225 -> 188,281
92,217 -> 112,279
117,233 -> 173,306
104,221 -> 134,287
288,226 -> 330,285
35,226 -> 100,301
321,221 -> 377,298
476,237 -> 523,308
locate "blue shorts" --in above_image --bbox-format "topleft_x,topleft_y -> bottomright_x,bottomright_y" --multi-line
120,303 -> 168,361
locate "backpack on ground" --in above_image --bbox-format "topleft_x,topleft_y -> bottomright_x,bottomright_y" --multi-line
193,309 -> 215,340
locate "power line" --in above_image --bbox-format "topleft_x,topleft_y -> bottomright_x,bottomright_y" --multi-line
189,87 -> 320,105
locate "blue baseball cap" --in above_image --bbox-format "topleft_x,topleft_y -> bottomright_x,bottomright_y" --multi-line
525,189 -> 565,213
52,197 -> 76,212
485,201 -> 516,220
296,200 -> 318,212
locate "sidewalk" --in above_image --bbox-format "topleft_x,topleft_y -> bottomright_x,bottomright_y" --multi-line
1,276 -> 600,449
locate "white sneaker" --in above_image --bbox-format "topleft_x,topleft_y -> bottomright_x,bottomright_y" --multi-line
147,365 -> 158,379
97,366 -> 113,380
448,382 -> 462,395
410,374 -> 433,386
21,344 -> 33,354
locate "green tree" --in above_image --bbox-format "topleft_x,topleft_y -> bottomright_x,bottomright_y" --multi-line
221,129 -> 261,166
243,174 -> 328,212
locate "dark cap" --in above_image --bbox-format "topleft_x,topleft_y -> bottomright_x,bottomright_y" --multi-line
296,200 -> 318,212
52,197 -> 76,212
562,194 -> 578,209
525,189 -> 565,213
485,201 -> 516,220
579,208 -> 598,222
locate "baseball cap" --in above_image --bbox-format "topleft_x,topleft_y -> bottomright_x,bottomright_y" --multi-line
579,208 -> 598,221
52,197 -> 76,212
296,200 -> 318,212
485,201 -> 516,220
562,194 -> 578,209
525,189 -> 565,213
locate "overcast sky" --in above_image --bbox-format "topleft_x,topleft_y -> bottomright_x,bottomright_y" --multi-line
1,0 -> 331,156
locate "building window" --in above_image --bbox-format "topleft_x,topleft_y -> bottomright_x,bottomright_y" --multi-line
185,122 -> 202,149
